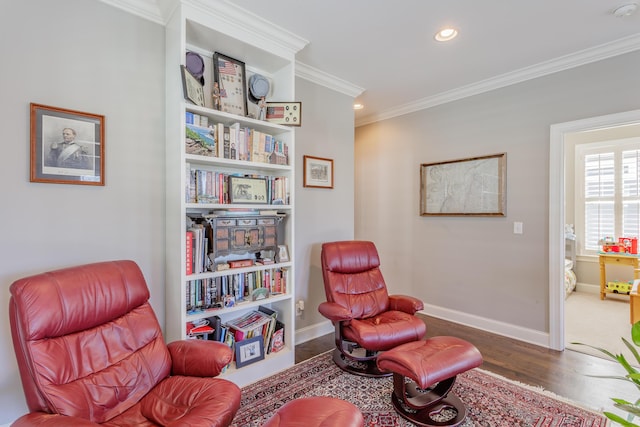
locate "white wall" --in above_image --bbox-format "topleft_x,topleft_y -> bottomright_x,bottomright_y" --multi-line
0,1 -> 165,423
355,51 -> 640,337
293,78 -> 355,331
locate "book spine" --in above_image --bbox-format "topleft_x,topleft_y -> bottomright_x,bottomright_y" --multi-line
185,231 -> 193,275
217,123 -> 225,158
223,127 -> 230,159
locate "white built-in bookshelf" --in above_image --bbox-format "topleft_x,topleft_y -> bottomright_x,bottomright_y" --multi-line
165,1 -> 306,387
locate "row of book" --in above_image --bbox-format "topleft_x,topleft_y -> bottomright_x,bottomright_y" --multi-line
185,267 -> 289,313
186,166 -> 289,205
185,115 -> 289,166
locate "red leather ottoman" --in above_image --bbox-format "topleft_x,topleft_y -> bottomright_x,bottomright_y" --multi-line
377,337 -> 483,427
262,396 -> 364,427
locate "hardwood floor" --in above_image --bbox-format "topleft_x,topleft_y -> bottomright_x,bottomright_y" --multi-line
295,314 -> 639,414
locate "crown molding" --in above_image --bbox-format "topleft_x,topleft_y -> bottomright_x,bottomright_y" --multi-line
295,61 -> 365,98
99,0 -> 165,25
99,0 -> 308,58
186,0 -> 308,58
356,33 -> 640,127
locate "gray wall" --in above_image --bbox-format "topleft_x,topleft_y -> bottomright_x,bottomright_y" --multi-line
0,1 -> 355,423
355,50 -> 640,334
0,1 -> 165,423
293,78 -> 355,331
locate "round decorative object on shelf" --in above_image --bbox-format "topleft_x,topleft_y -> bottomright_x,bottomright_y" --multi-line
185,51 -> 205,85
248,73 -> 270,104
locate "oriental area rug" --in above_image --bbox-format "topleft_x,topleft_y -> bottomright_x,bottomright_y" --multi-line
231,350 -> 608,427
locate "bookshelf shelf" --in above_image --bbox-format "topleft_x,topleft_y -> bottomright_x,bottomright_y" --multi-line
165,2 -> 303,387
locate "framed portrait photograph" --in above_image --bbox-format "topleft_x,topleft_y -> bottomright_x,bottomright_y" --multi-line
265,102 -> 301,126
235,335 -> 265,368
180,65 -> 205,107
213,52 -> 248,117
420,153 -> 506,216
30,103 -> 104,186
229,176 -> 268,204
303,155 -> 334,189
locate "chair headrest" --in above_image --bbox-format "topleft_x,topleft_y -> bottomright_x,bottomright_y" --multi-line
9,260 -> 149,340
321,240 -> 380,274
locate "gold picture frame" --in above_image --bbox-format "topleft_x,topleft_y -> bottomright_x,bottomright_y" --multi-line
30,103 -> 105,186
420,153 -> 506,216
303,155 -> 333,189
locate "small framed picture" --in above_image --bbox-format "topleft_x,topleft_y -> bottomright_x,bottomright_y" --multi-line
180,65 -> 205,107
251,287 -> 270,301
213,52 -> 248,117
229,176 -> 268,204
235,335 -> 265,368
303,155 -> 334,189
30,103 -> 104,186
277,245 -> 290,263
266,102 -> 301,126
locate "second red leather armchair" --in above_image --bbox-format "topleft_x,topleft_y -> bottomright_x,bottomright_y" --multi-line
319,240 -> 427,377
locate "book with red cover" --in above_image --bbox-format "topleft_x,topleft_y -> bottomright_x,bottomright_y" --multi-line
228,259 -> 254,268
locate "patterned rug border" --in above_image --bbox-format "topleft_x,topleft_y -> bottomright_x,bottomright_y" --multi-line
297,350 -> 607,417
473,365 -> 608,418
232,350 -> 612,427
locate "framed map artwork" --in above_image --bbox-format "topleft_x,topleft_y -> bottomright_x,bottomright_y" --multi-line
420,153 -> 506,216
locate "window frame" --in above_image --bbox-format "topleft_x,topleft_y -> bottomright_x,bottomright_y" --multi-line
575,137 -> 640,257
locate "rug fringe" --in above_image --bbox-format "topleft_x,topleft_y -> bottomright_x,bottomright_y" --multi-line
473,368 -> 608,416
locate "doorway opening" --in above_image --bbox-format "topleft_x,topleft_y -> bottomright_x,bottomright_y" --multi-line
549,109 -> 640,351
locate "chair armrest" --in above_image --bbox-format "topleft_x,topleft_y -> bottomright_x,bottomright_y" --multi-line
12,413 -> 99,426
318,301 -> 353,321
388,295 -> 424,314
168,339 -> 233,377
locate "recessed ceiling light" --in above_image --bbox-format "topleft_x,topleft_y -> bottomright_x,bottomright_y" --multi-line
353,103 -> 364,110
612,3 -> 638,17
435,27 -> 458,42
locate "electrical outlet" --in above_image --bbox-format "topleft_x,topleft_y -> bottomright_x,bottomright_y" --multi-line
296,300 -> 305,316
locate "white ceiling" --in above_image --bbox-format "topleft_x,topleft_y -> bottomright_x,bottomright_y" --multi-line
108,0 -> 640,126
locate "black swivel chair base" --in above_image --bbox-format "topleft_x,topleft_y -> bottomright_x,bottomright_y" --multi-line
332,348 -> 391,378
390,375 -> 467,427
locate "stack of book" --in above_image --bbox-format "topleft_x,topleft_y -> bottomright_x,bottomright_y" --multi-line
226,310 -> 273,342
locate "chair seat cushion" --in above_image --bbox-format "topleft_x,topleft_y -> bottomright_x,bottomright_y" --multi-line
103,376 -> 241,427
342,310 -> 427,351
377,337 -> 483,389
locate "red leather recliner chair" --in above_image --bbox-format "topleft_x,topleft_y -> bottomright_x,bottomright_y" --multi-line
318,240 -> 427,377
9,260 -> 241,426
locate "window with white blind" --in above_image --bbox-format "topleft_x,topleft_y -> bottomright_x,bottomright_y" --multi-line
575,138 -> 640,255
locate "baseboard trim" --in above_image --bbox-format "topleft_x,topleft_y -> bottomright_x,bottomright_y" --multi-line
575,282 -> 599,294
420,303 -> 550,348
294,305 -> 550,349
295,320 -> 333,345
